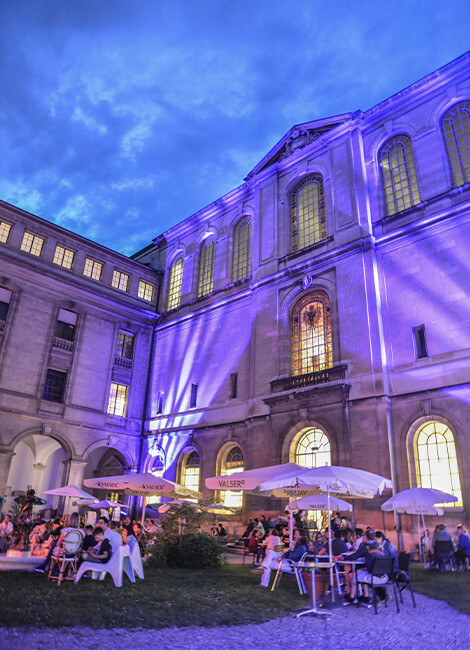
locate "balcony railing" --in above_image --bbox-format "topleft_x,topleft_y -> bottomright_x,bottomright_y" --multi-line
270,364 -> 347,393
114,355 -> 133,369
52,336 -> 74,352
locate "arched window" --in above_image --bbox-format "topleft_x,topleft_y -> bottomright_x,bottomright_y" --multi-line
293,428 -> 331,468
290,175 -> 326,252
197,239 -> 215,298
232,217 -> 251,282
150,446 -> 166,477
221,445 -> 244,509
182,450 -> 200,493
442,102 -> 470,188
380,135 -> 420,216
415,421 -> 462,507
167,257 -> 183,310
292,290 -> 332,376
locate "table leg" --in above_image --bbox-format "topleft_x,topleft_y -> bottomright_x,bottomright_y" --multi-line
296,568 -> 332,618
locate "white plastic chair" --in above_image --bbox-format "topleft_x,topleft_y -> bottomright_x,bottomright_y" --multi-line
127,538 -> 144,580
75,544 -> 135,588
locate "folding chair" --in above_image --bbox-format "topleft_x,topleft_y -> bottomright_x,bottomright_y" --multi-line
357,557 -> 400,615
48,529 -> 84,586
271,549 -> 307,595
396,553 -> 416,608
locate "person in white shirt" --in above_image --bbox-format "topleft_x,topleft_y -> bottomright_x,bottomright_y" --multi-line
98,516 -> 122,553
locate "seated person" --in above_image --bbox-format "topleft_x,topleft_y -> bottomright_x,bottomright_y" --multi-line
82,525 -> 97,553
455,524 -> 470,570
258,528 -> 306,589
332,528 -> 349,556
217,523 -> 227,537
375,530 -> 398,572
0,514 -> 14,552
144,519 -> 157,536
81,527 -> 112,564
308,531 -> 327,556
341,529 -> 385,607
247,530 -> 264,565
432,524 -> 454,570
29,519 -> 47,555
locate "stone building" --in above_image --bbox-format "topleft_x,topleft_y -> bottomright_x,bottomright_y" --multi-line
0,201 -> 160,513
1,51 -> 470,536
134,51 -> 470,533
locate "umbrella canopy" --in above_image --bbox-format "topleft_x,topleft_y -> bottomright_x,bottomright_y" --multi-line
80,499 -> 126,509
157,499 -> 197,513
84,472 -> 201,500
399,505 -> 444,516
205,462 -> 304,491
286,493 -> 352,512
259,465 -> 392,497
43,484 -> 97,501
381,487 -> 457,511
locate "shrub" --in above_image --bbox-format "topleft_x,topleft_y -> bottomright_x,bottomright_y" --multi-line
146,531 -> 222,569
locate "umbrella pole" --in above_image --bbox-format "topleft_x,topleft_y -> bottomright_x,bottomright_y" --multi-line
417,513 -> 421,563
141,496 -> 146,526
422,511 -> 428,565
288,489 -> 294,546
327,486 -> 335,603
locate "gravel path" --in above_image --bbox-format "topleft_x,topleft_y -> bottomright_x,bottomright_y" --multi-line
2,592 -> 470,649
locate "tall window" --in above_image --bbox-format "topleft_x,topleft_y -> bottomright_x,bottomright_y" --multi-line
83,258 -> 103,281
221,446 -> 244,509
167,257 -> 183,310
197,239 -> 215,298
232,217 -> 251,281
380,135 -> 420,216
53,245 -> 75,269
292,290 -> 332,376
0,221 -> 11,244
55,309 -> 77,342
20,232 -> 44,257
442,102 -> 470,188
112,270 -> 129,292
43,369 -> 67,403
107,383 -> 128,417
182,451 -> 200,493
415,421 -> 462,507
0,287 -> 12,321
293,428 -> 331,468
290,175 -> 326,252
116,331 -> 134,359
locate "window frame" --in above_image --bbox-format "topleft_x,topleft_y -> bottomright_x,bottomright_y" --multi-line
441,101 -> 470,188
53,244 -> 75,269
0,221 -> 12,244
290,174 -> 327,253
291,289 -> 333,377
112,269 -> 130,292
20,231 -> 44,257
83,257 -> 103,281
42,368 -> 67,403
232,216 -> 252,282
138,279 -> 154,302
379,134 -> 421,217
197,238 -> 215,298
107,382 -> 129,417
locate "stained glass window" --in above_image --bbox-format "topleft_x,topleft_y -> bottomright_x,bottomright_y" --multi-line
292,290 -> 332,376
442,102 -> 470,188
415,421 -> 462,507
290,175 -> 326,252
232,217 -> 251,281
197,239 -> 215,298
380,135 -> 420,216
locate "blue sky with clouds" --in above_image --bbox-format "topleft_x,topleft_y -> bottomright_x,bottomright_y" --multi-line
1,1 -> 469,255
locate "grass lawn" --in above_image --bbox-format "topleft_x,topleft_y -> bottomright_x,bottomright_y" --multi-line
0,564 -> 306,628
411,565 -> 470,616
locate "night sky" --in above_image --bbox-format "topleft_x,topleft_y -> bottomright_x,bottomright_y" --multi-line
1,1 -> 469,255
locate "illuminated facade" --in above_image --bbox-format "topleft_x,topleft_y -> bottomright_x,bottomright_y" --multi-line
1,52 -> 470,535
135,52 -> 470,531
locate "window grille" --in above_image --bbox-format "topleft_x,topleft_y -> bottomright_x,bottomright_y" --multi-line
53,245 -> 75,269
0,221 -> 11,244
107,382 -> 128,417
221,446 -> 244,509
138,280 -> 154,302
43,369 -> 67,403
442,101 -> 470,187
380,135 -> 420,216
415,421 -> 462,507
112,270 -> 129,292
232,217 -> 251,281
290,175 -> 326,252
183,451 -> 200,493
197,240 -> 215,298
294,428 -> 331,468
83,258 -> 103,281
292,290 -> 332,376
20,232 -> 44,257
116,331 -> 134,359
167,257 -> 183,310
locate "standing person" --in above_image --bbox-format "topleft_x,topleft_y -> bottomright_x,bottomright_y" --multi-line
0,514 -> 13,552
217,523 -> 226,537
260,515 -> 270,537
455,524 -> 470,570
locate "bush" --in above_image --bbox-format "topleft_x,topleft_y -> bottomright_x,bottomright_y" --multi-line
146,531 -> 222,569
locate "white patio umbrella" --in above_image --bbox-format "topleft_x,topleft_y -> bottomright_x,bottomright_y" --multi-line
286,493 -> 352,513
206,462 -> 305,543
81,499 -> 126,509
260,465 -> 392,602
84,472 -> 201,524
43,484 -> 97,513
381,487 -> 456,562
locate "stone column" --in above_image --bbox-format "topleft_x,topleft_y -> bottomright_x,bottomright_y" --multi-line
0,449 -> 15,500
63,459 -> 88,488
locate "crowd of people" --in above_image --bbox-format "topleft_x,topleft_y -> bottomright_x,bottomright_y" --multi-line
420,523 -> 470,571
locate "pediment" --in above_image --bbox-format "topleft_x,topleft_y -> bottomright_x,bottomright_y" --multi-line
245,114 -> 351,180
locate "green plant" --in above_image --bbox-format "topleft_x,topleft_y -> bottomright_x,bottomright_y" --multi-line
146,531 -> 222,569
